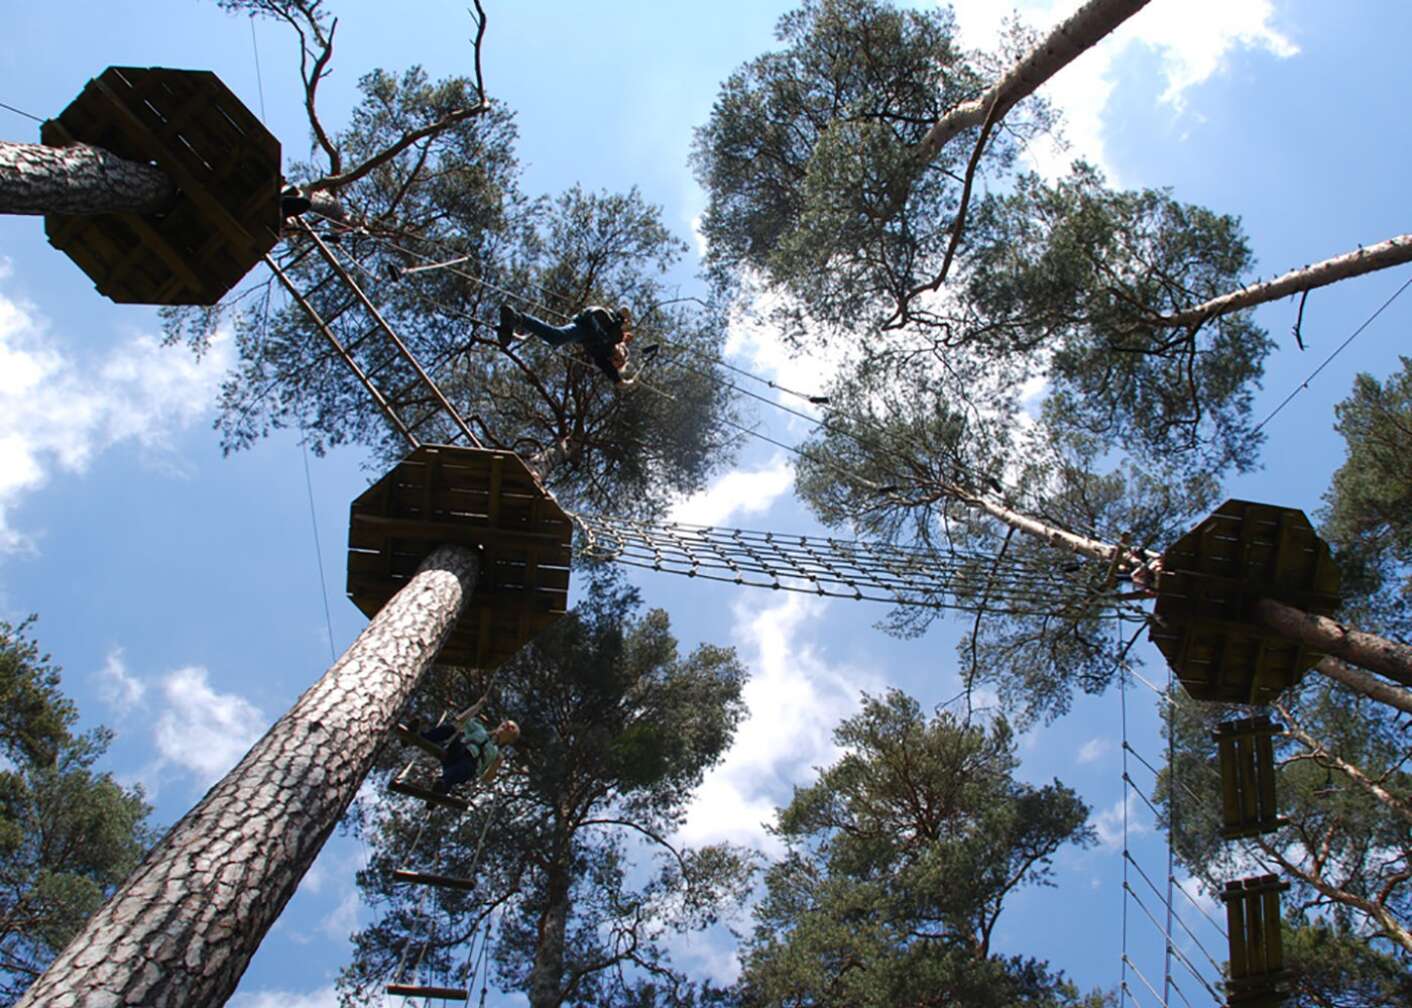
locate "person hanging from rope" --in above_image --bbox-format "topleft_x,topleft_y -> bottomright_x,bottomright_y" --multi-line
403,695 -> 519,795
495,303 -> 655,386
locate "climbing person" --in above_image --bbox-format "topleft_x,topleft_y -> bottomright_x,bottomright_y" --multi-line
405,698 -> 519,795
496,303 -> 649,386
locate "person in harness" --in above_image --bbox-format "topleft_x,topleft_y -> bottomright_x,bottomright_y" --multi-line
409,699 -> 519,795
496,303 -> 649,386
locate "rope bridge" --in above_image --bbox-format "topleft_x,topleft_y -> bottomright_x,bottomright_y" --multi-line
571,512 -> 1111,615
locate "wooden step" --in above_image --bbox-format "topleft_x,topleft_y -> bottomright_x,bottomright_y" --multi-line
391,723 -> 449,760
393,868 -> 477,892
387,778 -> 468,811
386,982 -> 467,1000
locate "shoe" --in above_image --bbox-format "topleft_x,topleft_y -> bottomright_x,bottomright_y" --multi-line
496,305 -> 519,348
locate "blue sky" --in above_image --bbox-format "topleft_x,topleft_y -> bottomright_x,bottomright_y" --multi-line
3,1 -> 1411,1005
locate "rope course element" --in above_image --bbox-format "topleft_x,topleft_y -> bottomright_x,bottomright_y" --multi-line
571,512 -> 1124,616
1114,615 -> 1226,1008
268,227 -> 1141,615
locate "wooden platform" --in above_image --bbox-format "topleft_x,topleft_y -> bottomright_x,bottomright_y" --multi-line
349,445 -> 573,670
42,66 -> 281,305
1149,500 -> 1341,704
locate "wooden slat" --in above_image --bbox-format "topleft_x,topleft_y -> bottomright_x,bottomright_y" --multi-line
387,778 -> 468,811
390,723 -> 448,760
393,869 -> 477,892
386,983 -> 467,1000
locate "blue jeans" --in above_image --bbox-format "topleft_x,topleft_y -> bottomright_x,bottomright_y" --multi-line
518,312 -> 589,348
422,724 -> 477,793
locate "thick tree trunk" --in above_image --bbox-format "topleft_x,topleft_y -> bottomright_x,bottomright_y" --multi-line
916,0 -> 1152,164
527,859 -> 572,1008
1254,598 -> 1412,689
17,545 -> 479,1008
0,140 -> 175,216
1161,233 -> 1412,329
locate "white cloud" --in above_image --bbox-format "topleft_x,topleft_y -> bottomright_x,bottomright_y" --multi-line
0,288 -> 231,552
949,0 -> 1298,181
319,888 -> 360,944
227,986 -> 339,1008
93,647 -> 146,715
1077,736 -> 1112,765
679,594 -> 878,852
152,666 -> 266,786
1094,791 -> 1150,848
669,456 -> 795,527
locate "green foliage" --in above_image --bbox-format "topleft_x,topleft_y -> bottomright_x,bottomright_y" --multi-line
735,690 -> 1099,1007
1284,919 -> 1412,1008
692,0 -> 1047,339
964,165 -> 1270,472
339,573 -> 756,1007
0,619 -> 153,1006
1320,357 -> 1412,641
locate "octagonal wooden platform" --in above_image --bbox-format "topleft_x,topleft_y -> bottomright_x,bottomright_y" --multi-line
348,445 -> 572,670
1149,499 -> 1340,704
42,66 -> 281,305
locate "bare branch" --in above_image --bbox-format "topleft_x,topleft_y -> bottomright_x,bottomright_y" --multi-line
304,104 -> 490,194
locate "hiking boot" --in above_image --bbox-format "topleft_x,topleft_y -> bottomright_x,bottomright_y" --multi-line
496,305 -> 519,348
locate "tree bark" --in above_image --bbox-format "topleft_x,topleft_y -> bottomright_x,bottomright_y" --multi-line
17,545 -> 479,1008
0,141 -> 175,216
1160,233 -> 1412,329
1254,598 -> 1412,689
1313,656 -> 1412,716
527,855 -> 572,1008
915,0 -> 1152,164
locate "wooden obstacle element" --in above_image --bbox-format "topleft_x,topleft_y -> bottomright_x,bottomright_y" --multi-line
393,868 -> 477,892
1214,716 -> 1287,839
42,66 -> 281,304
1149,499 -> 1341,704
391,723 -> 450,761
388,774 -> 469,812
1222,874 -> 1290,1007
348,445 -> 573,670
386,983 -> 467,1001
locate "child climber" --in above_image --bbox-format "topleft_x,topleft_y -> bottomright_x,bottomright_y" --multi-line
496,303 -> 643,386
406,697 -> 519,795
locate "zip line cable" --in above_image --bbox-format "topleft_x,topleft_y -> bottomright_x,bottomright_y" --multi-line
0,99 -> 43,123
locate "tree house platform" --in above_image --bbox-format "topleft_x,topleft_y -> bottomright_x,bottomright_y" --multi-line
42,66 -> 281,305
349,445 -> 572,670
1149,500 -> 1341,704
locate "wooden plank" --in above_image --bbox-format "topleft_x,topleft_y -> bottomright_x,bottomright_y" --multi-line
390,723 -> 448,760
385,983 -> 467,1001
1225,882 -> 1249,980
392,869 -> 478,892
1217,733 -> 1240,832
387,778 -> 468,811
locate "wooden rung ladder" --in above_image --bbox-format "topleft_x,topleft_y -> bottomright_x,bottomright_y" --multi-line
1222,874 -> 1290,1007
1214,716 -> 1287,839
393,868 -> 477,892
386,982 -> 468,1001
389,760 -> 468,811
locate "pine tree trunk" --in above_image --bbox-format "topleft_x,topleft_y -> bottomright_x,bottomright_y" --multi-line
527,850 -> 572,1008
16,545 -> 479,1008
916,0 -> 1152,163
1254,597 -> 1412,689
0,141 -> 175,216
